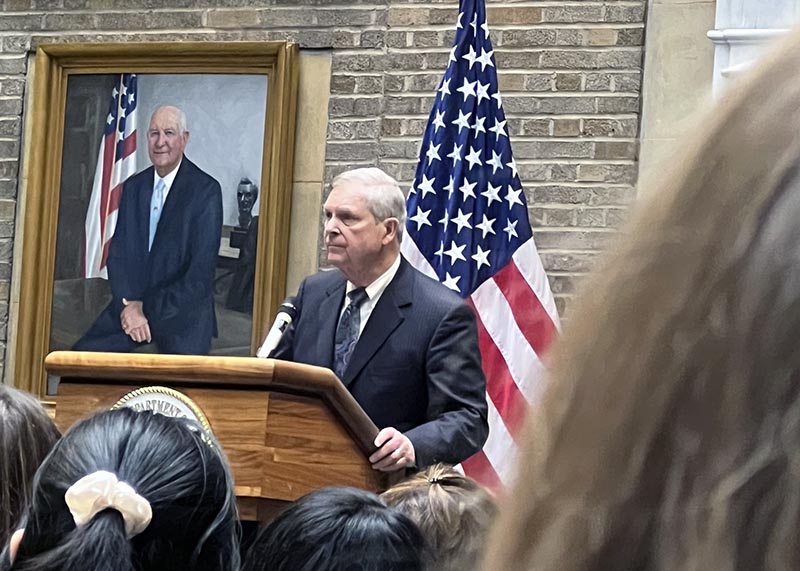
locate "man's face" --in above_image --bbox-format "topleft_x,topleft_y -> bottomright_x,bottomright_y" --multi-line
323,181 -> 388,280
147,107 -> 189,177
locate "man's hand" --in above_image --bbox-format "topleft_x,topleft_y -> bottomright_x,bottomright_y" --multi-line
120,298 -> 151,344
369,427 -> 416,472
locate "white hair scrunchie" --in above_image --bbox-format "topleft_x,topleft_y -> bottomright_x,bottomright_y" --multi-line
64,471 -> 153,539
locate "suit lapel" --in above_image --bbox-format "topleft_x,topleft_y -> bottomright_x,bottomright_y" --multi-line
150,157 -> 189,253
320,279 -> 347,368
137,167 -> 155,255
342,258 -> 414,387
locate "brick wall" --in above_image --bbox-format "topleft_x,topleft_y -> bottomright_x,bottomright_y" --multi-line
0,0 -> 644,373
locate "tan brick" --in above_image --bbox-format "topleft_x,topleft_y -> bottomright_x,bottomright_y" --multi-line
387,7 -> 430,26
586,29 -> 618,46
206,9 -> 262,30
486,7 -> 542,25
553,119 -> 581,137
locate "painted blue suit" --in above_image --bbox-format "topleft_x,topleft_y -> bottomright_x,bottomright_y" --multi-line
271,257 -> 489,468
74,156 -> 223,354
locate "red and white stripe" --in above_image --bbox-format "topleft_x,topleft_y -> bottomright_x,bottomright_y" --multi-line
402,235 -> 559,490
83,91 -> 137,279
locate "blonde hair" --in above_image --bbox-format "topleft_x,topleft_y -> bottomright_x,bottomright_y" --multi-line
382,464 -> 496,571
485,30 -> 800,571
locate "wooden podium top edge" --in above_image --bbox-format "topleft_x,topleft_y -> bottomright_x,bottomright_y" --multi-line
45,351 -> 381,455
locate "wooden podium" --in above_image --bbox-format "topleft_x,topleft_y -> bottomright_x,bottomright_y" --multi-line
44,351 -> 391,522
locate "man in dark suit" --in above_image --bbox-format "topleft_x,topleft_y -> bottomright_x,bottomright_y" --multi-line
74,105 -> 222,354
271,167 -> 488,472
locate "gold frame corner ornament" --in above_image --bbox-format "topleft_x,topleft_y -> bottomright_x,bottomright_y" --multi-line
15,42 -> 300,396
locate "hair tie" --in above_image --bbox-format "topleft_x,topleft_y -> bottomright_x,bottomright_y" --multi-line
65,471 -> 152,538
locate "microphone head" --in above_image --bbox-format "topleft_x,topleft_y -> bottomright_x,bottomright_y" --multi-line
279,297 -> 298,320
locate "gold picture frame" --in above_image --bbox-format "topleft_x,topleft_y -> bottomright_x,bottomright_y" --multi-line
14,42 -> 299,396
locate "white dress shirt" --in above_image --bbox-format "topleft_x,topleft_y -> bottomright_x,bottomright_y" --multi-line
342,254 -> 401,338
151,159 -> 181,207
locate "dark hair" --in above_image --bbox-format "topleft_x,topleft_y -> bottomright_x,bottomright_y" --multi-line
0,385 -> 60,548
382,464 -> 496,571
484,30 -> 800,571
244,486 -> 428,571
8,407 -> 239,571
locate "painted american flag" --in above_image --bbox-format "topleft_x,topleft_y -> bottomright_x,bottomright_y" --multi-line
401,0 -> 560,488
83,73 -> 138,279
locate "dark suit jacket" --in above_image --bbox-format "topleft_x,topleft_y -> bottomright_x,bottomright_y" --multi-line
272,257 -> 489,468
75,156 -> 223,355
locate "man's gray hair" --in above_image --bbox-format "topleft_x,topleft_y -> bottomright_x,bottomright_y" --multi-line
332,167 -> 406,239
152,105 -> 188,133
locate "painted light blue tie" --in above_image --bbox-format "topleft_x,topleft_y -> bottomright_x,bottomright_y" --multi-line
148,179 -> 166,251
333,288 -> 368,379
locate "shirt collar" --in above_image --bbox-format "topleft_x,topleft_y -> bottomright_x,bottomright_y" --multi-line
153,157 -> 182,192
346,254 -> 401,301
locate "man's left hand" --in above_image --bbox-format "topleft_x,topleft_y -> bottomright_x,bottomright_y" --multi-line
369,427 -> 415,472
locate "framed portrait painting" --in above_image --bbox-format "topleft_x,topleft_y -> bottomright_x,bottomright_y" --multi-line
14,42 -> 299,396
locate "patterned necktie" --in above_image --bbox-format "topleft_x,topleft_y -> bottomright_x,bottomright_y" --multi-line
333,287 -> 368,379
148,178 -> 166,251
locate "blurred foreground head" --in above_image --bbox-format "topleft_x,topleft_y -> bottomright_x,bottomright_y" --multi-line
244,486 -> 427,571
0,386 -> 60,548
382,464 -> 496,571
485,30 -> 800,571
8,408 -> 239,571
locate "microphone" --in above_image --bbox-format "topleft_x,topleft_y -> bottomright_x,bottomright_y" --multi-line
256,297 -> 298,358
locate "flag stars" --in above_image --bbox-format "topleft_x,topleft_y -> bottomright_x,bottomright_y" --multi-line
504,219 -> 519,241
418,174 -> 436,198
463,45 -> 478,69
107,113 -> 114,125
447,143 -> 463,164
457,77 -> 477,102
465,146 -> 483,170
481,182 -> 501,206
506,185 -> 524,209
492,92 -> 503,109
506,157 -> 518,178
459,178 -> 477,200
475,214 -> 496,238
456,11 -> 464,29
128,92 -> 135,105
470,115 -> 486,135
443,175 -> 455,197
489,118 -> 507,139
426,141 -> 442,165
476,81 -> 491,104
443,272 -> 461,293
449,45 -> 458,64
452,110 -> 472,133
409,206 -> 432,230
476,48 -> 495,71
487,150 -> 504,174
452,208 -> 473,233
472,245 -> 491,269
470,13 -> 478,34
444,241 -> 467,264
434,242 -> 445,262
439,77 -> 452,96
439,209 -> 450,231
481,21 -> 490,39
432,110 -> 446,133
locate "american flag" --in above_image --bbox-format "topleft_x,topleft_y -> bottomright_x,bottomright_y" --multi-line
83,73 -> 138,279
401,0 -> 560,488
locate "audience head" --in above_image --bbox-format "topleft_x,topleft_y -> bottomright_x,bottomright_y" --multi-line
324,167 -> 405,286
244,486 -> 428,571
8,407 -> 238,571
382,464 -> 496,571
0,386 -> 60,548
485,31 -> 800,571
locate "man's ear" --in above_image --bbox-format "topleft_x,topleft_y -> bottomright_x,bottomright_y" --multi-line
382,217 -> 400,244
9,528 -> 24,563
